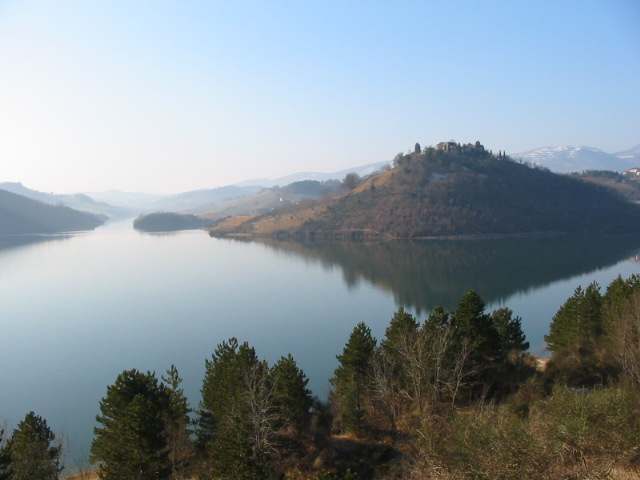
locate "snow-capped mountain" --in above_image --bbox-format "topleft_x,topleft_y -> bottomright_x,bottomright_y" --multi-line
615,145 -> 640,165
512,145 -> 637,173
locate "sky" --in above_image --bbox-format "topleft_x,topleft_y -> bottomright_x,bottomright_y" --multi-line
1,1 -> 639,194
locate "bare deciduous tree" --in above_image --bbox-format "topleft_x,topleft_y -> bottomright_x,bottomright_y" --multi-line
371,321 -> 475,425
244,362 -> 279,465
613,292 -> 640,387
371,350 -> 402,431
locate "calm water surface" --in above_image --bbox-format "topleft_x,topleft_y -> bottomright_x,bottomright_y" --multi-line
1,220 -> 639,467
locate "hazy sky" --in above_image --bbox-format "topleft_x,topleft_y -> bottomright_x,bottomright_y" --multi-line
1,1 -> 639,193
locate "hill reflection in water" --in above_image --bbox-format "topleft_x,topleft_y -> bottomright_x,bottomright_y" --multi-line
0,234 -> 72,255
245,235 -> 640,313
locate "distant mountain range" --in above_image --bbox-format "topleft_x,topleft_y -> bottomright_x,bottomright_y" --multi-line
84,190 -> 166,212
0,182 -> 131,219
84,161 -> 389,214
235,161 -> 389,188
132,179 -> 349,232
0,189 -> 106,234
512,145 -> 640,173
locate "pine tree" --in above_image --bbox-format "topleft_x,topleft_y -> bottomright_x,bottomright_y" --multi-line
381,307 -> 419,358
91,369 -> 171,480
450,291 -> 502,394
452,291 -> 501,357
6,412 -> 62,480
424,306 -> 450,330
544,283 -> 611,386
602,275 -> 640,337
0,427 -> 9,480
198,338 -> 259,444
489,307 -> 532,395
161,365 -> 192,479
378,308 -> 419,399
545,283 -> 603,353
270,354 -> 313,432
491,308 -> 529,354
331,322 -> 376,433
198,338 -> 274,479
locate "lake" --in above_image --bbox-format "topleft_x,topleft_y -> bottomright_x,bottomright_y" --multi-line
1,220 -> 639,468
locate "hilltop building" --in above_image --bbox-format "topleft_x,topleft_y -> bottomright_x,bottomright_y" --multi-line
624,167 -> 640,177
436,140 -> 485,153
436,141 -> 458,152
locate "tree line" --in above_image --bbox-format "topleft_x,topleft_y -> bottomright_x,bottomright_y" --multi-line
2,275 -> 640,479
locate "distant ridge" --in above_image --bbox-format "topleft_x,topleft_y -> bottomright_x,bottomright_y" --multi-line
212,141 -> 640,240
0,182 -> 130,219
85,162 -> 388,213
512,145 -> 637,173
615,145 -> 640,164
0,189 -> 106,234
235,160 -> 389,188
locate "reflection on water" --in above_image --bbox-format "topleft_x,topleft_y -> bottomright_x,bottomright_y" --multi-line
246,235 -> 640,313
1,223 -> 640,469
0,234 -> 72,255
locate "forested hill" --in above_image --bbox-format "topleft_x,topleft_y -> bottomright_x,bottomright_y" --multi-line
0,189 -> 106,234
211,143 -> 640,239
133,212 -> 210,232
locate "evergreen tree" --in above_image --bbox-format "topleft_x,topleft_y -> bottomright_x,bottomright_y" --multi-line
450,291 -> 502,395
0,427 -> 9,480
545,283 -> 603,353
602,275 -> 640,337
161,365 -> 192,479
342,173 -> 361,190
491,308 -> 529,354
452,291 -> 501,359
198,338 -> 273,479
378,308 -> 419,401
380,307 -> 419,358
545,286 -> 583,353
489,307 -> 533,395
424,306 -> 450,330
198,338 -> 259,444
91,369 -> 171,480
331,322 -> 376,433
6,412 -> 62,480
545,283 -> 612,386
270,354 -> 313,432
0,428 -> 9,480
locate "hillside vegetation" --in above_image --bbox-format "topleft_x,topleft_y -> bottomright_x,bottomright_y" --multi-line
133,212 -> 210,232
199,180 -> 346,220
211,143 -> 640,239
0,189 -> 106,234
574,170 -> 640,203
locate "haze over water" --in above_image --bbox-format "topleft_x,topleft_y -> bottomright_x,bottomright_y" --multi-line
1,220 -> 639,467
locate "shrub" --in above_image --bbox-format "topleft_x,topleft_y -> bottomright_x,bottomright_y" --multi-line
532,385 -> 640,465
